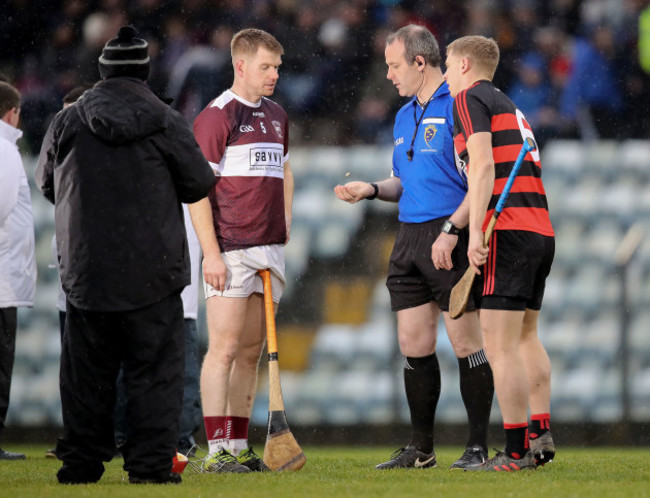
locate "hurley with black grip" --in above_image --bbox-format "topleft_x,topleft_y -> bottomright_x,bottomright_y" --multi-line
257,269 -> 306,471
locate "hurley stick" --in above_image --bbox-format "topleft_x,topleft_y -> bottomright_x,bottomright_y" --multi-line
258,269 -> 306,471
449,137 -> 537,319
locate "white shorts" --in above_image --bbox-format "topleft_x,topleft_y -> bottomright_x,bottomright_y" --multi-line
203,244 -> 285,303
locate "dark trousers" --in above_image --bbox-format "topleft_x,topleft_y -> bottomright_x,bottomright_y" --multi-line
178,318 -> 201,451
56,293 -> 185,482
0,307 -> 17,442
114,318 -> 201,452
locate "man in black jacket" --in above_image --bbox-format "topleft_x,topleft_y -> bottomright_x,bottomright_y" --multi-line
35,26 -> 215,485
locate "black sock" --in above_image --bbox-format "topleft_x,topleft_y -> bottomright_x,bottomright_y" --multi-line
504,423 -> 529,460
404,353 -> 440,454
457,349 -> 493,451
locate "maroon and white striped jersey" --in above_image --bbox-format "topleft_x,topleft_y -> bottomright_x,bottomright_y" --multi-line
194,90 -> 289,252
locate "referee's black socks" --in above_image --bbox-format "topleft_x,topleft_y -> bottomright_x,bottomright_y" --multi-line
457,349 -> 493,451
404,352 -> 440,455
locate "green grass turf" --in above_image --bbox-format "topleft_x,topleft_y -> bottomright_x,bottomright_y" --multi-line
0,445 -> 649,497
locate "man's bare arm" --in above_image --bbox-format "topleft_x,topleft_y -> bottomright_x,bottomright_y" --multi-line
187,197 -> 227,291
284,160 -> 294,243
466,131 -> 495,273
333,176 -> 403,204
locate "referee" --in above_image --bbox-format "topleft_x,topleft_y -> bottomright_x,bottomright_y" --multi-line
334,24 -> 494,470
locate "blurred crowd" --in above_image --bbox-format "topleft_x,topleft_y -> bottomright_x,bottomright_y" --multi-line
2,0 -> 650,153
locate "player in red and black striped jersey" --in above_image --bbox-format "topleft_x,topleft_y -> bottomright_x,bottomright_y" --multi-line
444,35 -> 554,471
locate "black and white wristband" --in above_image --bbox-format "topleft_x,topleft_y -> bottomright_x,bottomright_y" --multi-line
442,219 -> 461,236
366,182 -> 379,200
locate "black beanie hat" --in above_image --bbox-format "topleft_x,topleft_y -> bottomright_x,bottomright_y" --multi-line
98,26 -> 150,80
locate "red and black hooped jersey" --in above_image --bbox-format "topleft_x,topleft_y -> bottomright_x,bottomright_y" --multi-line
453,80 -> 553,236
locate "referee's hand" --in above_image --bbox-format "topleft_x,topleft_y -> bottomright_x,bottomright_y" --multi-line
334,182 -> 373,204
432,232 -> 457,270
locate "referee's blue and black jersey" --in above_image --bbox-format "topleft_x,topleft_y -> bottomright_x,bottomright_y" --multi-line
392,81 -> 467,223
452,80 -> 554,237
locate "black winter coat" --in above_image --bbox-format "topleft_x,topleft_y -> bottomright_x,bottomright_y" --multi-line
35,77 -> 215,311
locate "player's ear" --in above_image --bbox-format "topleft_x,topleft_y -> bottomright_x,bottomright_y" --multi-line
461,56 -> 470,73
234,58 -> 246,77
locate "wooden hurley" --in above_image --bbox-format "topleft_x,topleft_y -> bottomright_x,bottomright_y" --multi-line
449,137 -> 537,319
258,269 -> 306,471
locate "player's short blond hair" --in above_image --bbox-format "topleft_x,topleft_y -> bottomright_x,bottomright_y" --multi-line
447,36 -> 500,80
231,28 -> 284,59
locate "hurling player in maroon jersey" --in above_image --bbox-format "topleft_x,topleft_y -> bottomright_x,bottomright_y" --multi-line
188,29 -> 293,473
445,36 -> 555,471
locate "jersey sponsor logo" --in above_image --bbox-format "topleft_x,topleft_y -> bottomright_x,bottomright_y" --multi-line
240,125 -> 255,133
253,111 -> 265,117
250,147 -> 284,173
395,137 -> 404,146
271,120 -> 283,139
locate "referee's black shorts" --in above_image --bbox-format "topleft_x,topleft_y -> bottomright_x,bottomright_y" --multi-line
476,230 -> 555,311
386,217 -> 477,313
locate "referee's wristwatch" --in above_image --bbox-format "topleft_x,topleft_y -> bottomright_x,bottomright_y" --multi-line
442,219 -> 461,236
366,182 -> 379,200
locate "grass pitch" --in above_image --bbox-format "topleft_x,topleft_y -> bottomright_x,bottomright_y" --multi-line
0,445 -> 648,497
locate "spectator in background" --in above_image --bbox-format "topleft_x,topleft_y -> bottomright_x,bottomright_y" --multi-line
74,12 -> 113,85
423,0 -> 466,45
619,1 -> 650,139
167,24 -> 234,122
509,53 -> 558,148
274,6 -> 323,117
560,24 -> 624,139
463,0 -> 497,38
12,54 -> 60,154
353,26 -> 403,143
0,81 -> 37,461
494,0 -> 540,91
541,0 -> 582,36
1,2 -> 650,162
156,15 -> 191,78
510,54 -> 552,122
